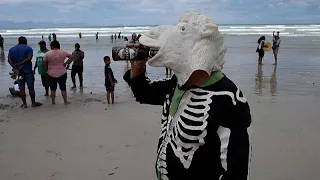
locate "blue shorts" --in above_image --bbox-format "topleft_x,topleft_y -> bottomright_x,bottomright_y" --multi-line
18,70 -> 35,91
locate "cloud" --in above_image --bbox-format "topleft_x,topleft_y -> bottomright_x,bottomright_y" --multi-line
0,0 -> 232,14
0,0 -> 319,25
269,0 -> 320,7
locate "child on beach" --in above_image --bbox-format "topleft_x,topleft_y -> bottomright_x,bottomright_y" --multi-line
104,56 -> 117,104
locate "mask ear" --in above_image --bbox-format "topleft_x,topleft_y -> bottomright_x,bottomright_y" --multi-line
200,23 -> 218,38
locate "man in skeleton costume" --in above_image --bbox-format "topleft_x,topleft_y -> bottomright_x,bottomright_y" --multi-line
124,12 -> 252,180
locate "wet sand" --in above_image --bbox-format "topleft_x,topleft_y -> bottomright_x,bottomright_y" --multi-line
1,35 -> 320,179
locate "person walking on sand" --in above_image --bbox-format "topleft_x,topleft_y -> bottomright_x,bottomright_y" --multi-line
104,56 -> 117,104
33,40 -> 50,96
71,43 -> 85,89
8,36 -> 42,108
256,36 -> 267,65
44,40 -> 73,104
272,31 -> 281,65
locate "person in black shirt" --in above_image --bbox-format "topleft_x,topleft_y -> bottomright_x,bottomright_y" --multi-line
104,56 -> 117,104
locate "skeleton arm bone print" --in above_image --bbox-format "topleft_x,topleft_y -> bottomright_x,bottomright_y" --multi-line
123,70 -> 177,105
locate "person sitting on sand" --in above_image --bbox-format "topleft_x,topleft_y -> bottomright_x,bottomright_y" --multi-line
104,56 -> 117,104
8,36 -> 42,108
9,81 -> 20,97
272,31 -> 281,65
33,40 -> 50,96
256,36 -> 267,65
44,40 -> 73,104
124,12 -> 252,180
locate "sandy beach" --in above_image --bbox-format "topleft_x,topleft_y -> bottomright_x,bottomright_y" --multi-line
1,31 -> 320,179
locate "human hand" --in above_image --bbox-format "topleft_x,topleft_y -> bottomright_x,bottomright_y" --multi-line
14,62 -> 21,68
130,58 -> 148,78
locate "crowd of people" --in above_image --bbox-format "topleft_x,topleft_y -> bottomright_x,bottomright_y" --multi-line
1,30 -> 281,108
4,32 -> 143,107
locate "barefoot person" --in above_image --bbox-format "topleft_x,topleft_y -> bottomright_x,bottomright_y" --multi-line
124,12 -> 252,180
44,40 -> 72,104
272,31 -> 281,65
8,36 -> 42,108
104,56 -> 117,104
33,40 -> 50,96
257,36 -> 266,65
71,43 -> 85,89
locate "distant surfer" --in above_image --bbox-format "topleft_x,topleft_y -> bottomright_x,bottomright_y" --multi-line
42,35 -> 44,40
272,31 -> 281,65
114,33 -> 117,40
256,36 -> 267,65
48,34 -> 52,42
118,32 -> 121,39
111,34 -> 113,42
79,32 -> 82,39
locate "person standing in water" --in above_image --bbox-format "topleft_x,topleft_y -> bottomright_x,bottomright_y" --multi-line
48,34 -> 52,42
96,32 -> 99,41
0,34 -> 4,53
71,43 -> 85,89
52,33 -> 57,41
104,56 -> 117,104
8,36 -> 42,108
79,32 -> 82,39
44,40 -> 73,104
256,36 -> 267,65
33,40 -> 50,96
272,31 -> 281,65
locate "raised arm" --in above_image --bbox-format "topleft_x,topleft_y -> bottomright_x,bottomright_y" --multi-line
123,60 -> 176,105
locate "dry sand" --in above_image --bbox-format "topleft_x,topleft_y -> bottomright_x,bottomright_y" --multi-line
1,90 -> 320,180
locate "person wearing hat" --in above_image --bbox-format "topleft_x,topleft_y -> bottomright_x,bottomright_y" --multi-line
71,43 -> 84,89
272,31 -> 281,65
33,40 -> 50,96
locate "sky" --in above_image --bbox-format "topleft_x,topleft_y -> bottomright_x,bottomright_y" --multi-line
0,0 -> 320,26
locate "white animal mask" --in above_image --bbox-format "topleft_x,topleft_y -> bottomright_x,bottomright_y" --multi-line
139,12 -> 227,86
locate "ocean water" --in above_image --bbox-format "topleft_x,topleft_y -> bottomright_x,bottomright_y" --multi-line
1,24 -> 320,39
0,25 -> 320,104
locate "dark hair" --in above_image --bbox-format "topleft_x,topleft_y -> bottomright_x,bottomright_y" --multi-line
50,40 -> 60,49
257,36 -> 266,44
124,37 -> 128,41
18,36 -> 27,45
104,56 -> 110,61
75,43 -> 80,48
137,34 -> 142,40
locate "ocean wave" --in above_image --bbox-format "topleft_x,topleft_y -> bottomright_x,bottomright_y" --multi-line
1,25 -> 320,37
